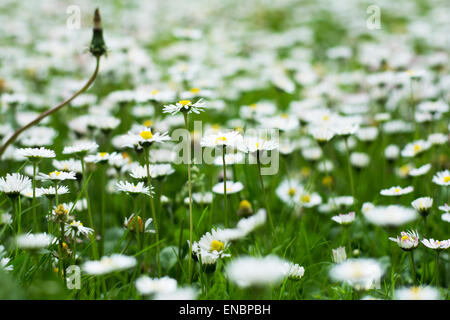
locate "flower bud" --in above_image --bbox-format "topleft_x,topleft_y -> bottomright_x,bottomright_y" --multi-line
89,9 -> 107,58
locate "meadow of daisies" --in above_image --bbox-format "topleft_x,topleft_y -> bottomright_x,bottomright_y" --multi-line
0,0 -> 449,301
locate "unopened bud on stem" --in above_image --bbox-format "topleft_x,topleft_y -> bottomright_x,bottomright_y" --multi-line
89,8 -> 107,58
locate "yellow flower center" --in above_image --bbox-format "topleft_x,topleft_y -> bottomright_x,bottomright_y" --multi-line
288,188 -> 296,196
50,171 -> 61,176
401,235 -> 410,242
256,142 -> 260,149
413,144 -> 421,152
139,130 -> 153,140
400,165 -> 410,175
301,166 -> 311,177
190,88 -> 200,93
100,152 -> 108,157
250,103 -> 257,110
210,240 -> 224,252
178,100 -> 191,106
394,188 -> 400,193
351,265 -> 363,278
322,176 -> 333,187
407,70 -> 414,76
215,136 -> 227,144
444,176 -> 450,183
281,113 -> 289,119
239,200 -> 251,209
323,115 -> 329,121
143,120 -> 153,127
151,89 -> 159,95
300,194 -> 311,203
127,215 -> 144,232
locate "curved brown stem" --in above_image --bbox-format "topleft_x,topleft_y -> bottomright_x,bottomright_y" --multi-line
0,57 -> 101,159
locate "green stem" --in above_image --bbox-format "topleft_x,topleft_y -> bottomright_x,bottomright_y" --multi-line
222,145 -> 228,227
59,222 -> 66,282
32,161 -> 39,232
81,157 -> 98,259
409,250 -> 417,285
183,112 -> 194,283
434,252 -> 440,287
0,57 -> 101,159
256,151 -> 275,236
143,147 -> 160,276
344,137 -> 357,211
99,165 -> 106,257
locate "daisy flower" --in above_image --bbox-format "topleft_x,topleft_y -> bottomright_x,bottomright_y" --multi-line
356,126 -> 378,142
63,141 -> 99,157
389,230 -> 420,251
401,140 -> 431,158
432,170 -> 450,186
84,152 -> 111,164
380,185 -> 414,196
276,179 -> 303,206
0,173 -> 32,198
438,203 -> 449,213
331,212 -> 355,225
283,262 -> 305,280
421,238 -> 450,251
213,152 -> 245,166
135,276 -> 178,296
411,197 -> 433,217
82,254 -> 137,275
1,213 -> 12,225
395,286 -> 441,300
302,147 -> 322,161
52,159 -> 82,173
38,171 -> 77,181
201,131 -> 244,150
212,181 -> 243,194
162,99 -> 206,115
16,147 -> 55,162
38,185 -> 70,199
225,255 -> 288,288
192,228 -> 231,265
0,257 -> 12,272
236,209 -> 267,236
65,220 -> 94,238
384,144 -> 400,161
123,127 -> 171,148
329,258 -> 383,290
15,233 -> 53,251
333,122 -> 359,137
409,164 -> 431,177
310,126 -> 335,144
188,192 -> 213,205
362,205 -> 417,227
124,214 -> 155,233
350,152 -> 370,168
20,188 -> 43,198
115,181 -> 153,197
427,133 -> 448,146
296,190 -> 322,208
129,164 -> 175,180
442,213 -> 450,223
332,247 -> 347,263
242,136 -> 279,154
